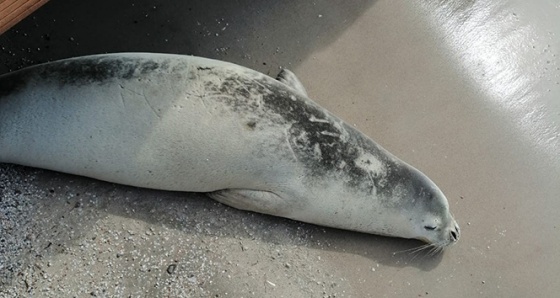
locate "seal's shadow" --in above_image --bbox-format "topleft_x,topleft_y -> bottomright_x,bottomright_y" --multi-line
1,165 -> 443,281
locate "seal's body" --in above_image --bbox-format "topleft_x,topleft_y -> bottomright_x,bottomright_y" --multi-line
0,53 -> 459,247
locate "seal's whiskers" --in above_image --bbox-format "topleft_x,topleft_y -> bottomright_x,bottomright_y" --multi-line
393,243 -> 433,255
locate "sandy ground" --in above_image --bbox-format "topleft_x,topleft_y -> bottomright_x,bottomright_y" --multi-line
1,0 -> 559,297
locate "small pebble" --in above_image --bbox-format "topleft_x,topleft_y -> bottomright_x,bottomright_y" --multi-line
167,264 -> 177,274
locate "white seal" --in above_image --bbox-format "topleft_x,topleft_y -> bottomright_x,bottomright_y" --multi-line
0,53 -> 459,249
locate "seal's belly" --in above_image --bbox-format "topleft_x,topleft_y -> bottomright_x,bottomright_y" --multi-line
0,54 -> 299,192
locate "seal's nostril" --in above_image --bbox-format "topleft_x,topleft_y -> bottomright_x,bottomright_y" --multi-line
450,230 -> 458,241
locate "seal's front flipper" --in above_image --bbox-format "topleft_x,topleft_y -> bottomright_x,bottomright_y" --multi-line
208,189 -> 288,216
276,69 -> 308,97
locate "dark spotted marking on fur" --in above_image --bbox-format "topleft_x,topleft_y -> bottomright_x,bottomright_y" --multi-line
198,71 -> 420,197
1,56 -> 177,94
246,121 -> 257,130
34,57 -> 167,86
206,71 -> 444,209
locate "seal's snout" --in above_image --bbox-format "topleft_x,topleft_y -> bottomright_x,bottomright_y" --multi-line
450,224 -> 460,242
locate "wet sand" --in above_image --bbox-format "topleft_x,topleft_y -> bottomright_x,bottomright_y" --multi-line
1,0 -> 559,297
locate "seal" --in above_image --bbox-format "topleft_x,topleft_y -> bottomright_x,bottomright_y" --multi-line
0,53 -> 460,248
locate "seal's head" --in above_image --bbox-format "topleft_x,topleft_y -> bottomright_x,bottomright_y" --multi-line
393,166 -> 460,248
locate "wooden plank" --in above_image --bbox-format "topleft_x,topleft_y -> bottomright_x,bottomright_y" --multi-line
0,0 -> 49,35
